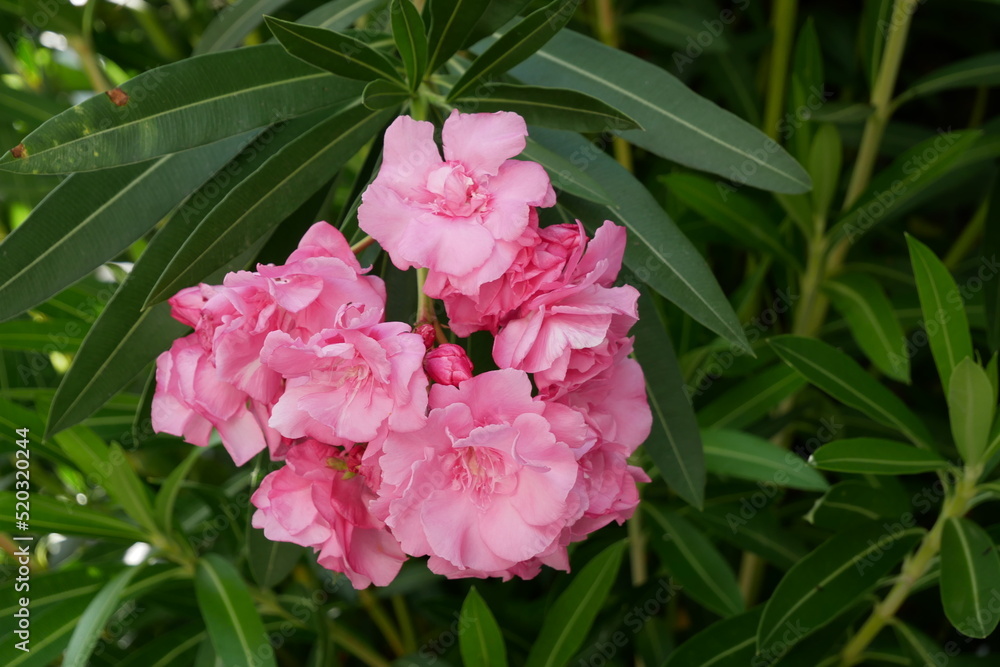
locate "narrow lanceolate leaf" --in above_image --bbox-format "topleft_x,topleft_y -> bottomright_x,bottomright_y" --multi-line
297,0 -> 383,30
823,273 -> 910,383
0,133 -> 256,323
807,480 -> 912,532
524,541 -> 626,667
0,45 -> 362,174
449,0 -> 581,101
53,427 -> 158,533
810,438 -> 950,475
0,492 -> 147,542
698,504 -> 808,571
757,522 -> 924,654
506,29 -> 812,193
832,132 -> 980,243
893,621 -> 947,667
195,0 -> 296,54
896,52 -> 1000,106
940,517 -> 1000,638
392,0 -> 428,90
459,588 -> 508,667
645,505 -> 744,618
265,17 -> 404,83
0,320 -> 86,353
519,138 -> 614,206
807,124 -> 841,217
948,358 -> 995,466
906,234 -> 974,390
427,0 -> 494,72
363,79 -> 410,109
697,364 -> 806,430
196,554 -> 276,667
701,429 -> 829,492
663,607 -> 762,667
453,83 -> 640,133
538,128 -> 750,354
155,447 -> 206,538
633,291 -> 705,509
117,623 -> 206,667
149,104 -> 394,305
247,528 -> 303,589
63,566 -> 146,667
0,597 -> 91,667
661,172 -> 801,269
769,335 -> 934,449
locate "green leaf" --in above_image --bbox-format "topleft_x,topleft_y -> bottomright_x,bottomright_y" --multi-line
459,588 -> 508,667
247,527 -> 303,588
506,29 -> 812,194
893,620 -> 947,667
620,6 -> 730,54
906,233 -> 975,390
392,0 -> 428,90
524,540 -> 626,667
449,0 -> 581,101
645,505 -> 744,617
0,45 -> 361,174
0,596 -> 92,667
787,18 -> 823,163
537,128 -> 750,353
426,0 -> 484,72
757,522 -> 924,653
663,607 -> 762,667
941,517 -> 1000,638
297,0 -> 383,30
117,623 -> 206,667
697,504 -> 808,571
362,78 -> 410,109
823,273 -> 910,383
948,357 -> 995,466
0,320 -> 85,352
859,0 -> 892,88
769,335 -> 934,449
54,426 -> 158,533
633,291 -> 705,508
897,53 -> 1000,106
806,480 -> 912,531
0,564 -> 120,618
985,185 -> 1000,353
453,83 -> 640,133
519,138 -> 613,206
832,131 -> 980,243
196,0 -> 296,54
661,172 -> 801,269
0,133 -> 256,323
63,565 -> 145,667
464,0 -> 535,47
265,16 -> 404,83
148,104 -> 394,305
154,447 -> 206,538
196,554 -> 276,667
697,364 -> 806,430
702,429 -> 829,492
810,438 -> 950,475
807,124 -> 841,216
0,492 -> 147,542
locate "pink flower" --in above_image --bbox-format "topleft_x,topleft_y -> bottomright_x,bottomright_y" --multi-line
251,440 -> 406,589
372,370 -> 583,579
152,336 -> 283,466
426,218 -> 585,336
492,221 -> 639,386
262,304 -> 428,443
358,110 -> 555,293
424,344 -> 474,386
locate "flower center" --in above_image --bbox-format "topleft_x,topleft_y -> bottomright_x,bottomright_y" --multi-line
426,162 -> 489,218
453,446 -> 516,505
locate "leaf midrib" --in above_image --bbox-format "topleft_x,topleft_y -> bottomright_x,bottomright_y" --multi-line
201,560 -> 257,663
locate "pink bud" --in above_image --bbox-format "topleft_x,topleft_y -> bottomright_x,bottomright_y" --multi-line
424,344 -> 473,386
414,324 -> 436,349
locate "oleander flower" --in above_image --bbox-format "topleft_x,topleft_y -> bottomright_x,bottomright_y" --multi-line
372,370 -> 582,579
424,343 -> 474,386
261,304 -> 428,443
358,110 -> 555,294
251,439 -> 406,589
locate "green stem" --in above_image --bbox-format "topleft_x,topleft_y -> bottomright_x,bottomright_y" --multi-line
359,589 -> 406,657
628,511 -> 648,586
762,0 -> 798,140
392,595 -> 418,654
592,0 -> 634,171
943,196 -> 988,270
839,466 -> 981,665
329,620 -> 394,667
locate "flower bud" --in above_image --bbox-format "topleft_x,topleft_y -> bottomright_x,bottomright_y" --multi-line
424,344 -> 473,386
414,323 -> 436,349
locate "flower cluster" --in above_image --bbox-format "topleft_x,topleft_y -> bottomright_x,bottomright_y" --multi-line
153,110 -> 651,588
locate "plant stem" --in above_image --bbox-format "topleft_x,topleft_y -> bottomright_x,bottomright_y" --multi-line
762,0 -> 798,140
592,0 -> 634,171
628,511 -> 648,586
943,196 -> 988,270
329,620 -> 395,667
392,595 -> 418,654
351,235 -> 376,254
358,589 -> 407,657
842,0 -> 918,209
839,467 -> 981,665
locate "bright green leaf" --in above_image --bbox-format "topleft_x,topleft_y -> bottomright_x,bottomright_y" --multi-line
459,588 -> 508,667
810,438 -> 950,475
702,429 -> 829,491
196,554 -> 276,667
948,357 -> 994,466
